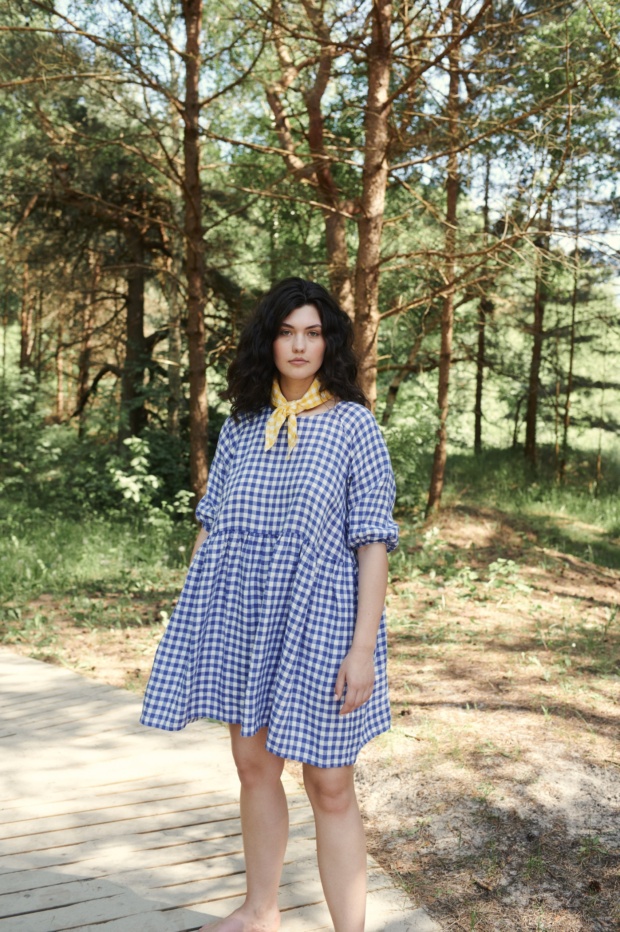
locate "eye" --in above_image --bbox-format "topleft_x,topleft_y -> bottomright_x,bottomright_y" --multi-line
279,328 -> 292,337
309,330 -> 321,337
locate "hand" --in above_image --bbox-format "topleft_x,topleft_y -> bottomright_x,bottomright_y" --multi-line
334,646 -> 375,716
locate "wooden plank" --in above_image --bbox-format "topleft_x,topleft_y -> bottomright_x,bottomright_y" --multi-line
0,649 -> 439,931
0,798 -> 246,838
0,820 -> 317,882
0,777 -> 214,809
0,790 -> 311,836
0,885 -> 191,932
0,877 -> 126,919
0,801 -> 316,860
76,910 -> 208,932
0,786 -> 229,822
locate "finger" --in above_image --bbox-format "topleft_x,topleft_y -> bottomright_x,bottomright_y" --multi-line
339,688 -> 360,715
340,684 -> 374,715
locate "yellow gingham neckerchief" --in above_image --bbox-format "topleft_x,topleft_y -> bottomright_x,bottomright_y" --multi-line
265,378 -> 334,457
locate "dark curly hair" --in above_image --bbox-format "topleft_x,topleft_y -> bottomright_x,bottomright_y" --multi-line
225,277 -> 368,417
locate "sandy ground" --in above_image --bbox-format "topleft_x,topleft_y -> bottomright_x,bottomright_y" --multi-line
3,505 -> 619,931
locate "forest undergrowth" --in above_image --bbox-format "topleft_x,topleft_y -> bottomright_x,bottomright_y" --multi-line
1,451 -> 619,931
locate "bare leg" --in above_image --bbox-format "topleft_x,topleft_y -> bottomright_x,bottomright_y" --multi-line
303,763 -> 366,932
199,726 -> 287,932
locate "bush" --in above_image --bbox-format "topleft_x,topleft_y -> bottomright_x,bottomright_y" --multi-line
382,394 -> 437,516
0,372 -> 196,520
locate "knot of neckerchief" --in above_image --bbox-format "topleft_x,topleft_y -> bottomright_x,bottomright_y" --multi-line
265,378 -> 333,457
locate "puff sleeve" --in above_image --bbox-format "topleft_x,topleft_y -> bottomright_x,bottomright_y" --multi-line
345,409 -> 399,553
195,416 -> 238,532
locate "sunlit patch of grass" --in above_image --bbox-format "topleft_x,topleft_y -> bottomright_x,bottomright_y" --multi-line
437,447 -> 620,568
0,502 -> 193,662
1,610 -> 58,649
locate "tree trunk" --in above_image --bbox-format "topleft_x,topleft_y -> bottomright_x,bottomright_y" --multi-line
524,199 -> 552,466
512,395 -> 524,449
553,348 -> 560,468
1,292 -> 8,383
166,264 -> 183,438
474,152 -> 492,454
559,195 -> 579,482
182,0 -> 208,500
20,262 -> 33,370
77,259 -> 98,439
268,0 -> 355,318
269,205 -> 279,287
426,0 -> 460,515
305,65 -> 355,318
305,4 -> 355,319
120,224 -> 148,439
34,290 -> 43,383
55,319 -> 64,421
595,363 -> 605,492
474,301 -> 490,453
325,212 -> 354,319
524,250 -> 546,464
352,0 -> 392,410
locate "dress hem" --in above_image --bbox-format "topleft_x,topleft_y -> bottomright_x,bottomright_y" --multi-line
139,712 -> 391,769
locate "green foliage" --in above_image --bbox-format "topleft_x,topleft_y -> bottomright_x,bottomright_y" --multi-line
109,437 -> 161,505
1,0 -> 620,527
441,446 -> 620,569
445,446 -> 620,530
0,371 -> 193,520
382,391 -> 438,515
0,499 -> 193,607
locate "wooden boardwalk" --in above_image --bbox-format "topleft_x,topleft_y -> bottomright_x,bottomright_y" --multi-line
0,650 -> 441,932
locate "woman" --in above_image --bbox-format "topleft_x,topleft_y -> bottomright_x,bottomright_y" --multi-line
141,278 -> 398,932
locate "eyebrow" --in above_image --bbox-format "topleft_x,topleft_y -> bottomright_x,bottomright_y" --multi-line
280,322 -> 323,329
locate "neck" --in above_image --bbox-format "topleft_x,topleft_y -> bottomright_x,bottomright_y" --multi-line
278,375 -> 315,402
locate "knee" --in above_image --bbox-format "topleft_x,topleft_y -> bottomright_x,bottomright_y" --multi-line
303,766 -> 356,816
234,755 -> 282,790
231,732 -> 284,791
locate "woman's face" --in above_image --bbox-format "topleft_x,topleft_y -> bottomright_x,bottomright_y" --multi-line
272,304 -> 326,390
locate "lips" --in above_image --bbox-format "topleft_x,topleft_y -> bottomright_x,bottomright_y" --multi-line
289,359 -> 308,364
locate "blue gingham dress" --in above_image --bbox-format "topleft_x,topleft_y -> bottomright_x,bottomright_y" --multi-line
140,401 -> 398,768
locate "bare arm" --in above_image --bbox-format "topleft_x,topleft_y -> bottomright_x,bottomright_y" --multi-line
190,526 -> 209,563
334,541 -> 389,715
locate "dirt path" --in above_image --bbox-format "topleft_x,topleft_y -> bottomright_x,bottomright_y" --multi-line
3,505 -> 619,930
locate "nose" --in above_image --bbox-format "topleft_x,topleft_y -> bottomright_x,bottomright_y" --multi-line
292,331 -> 306,352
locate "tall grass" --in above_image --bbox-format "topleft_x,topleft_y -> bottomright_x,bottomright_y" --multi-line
435,446 -> 620,568
2,443 -> 618,613
0,500 -> 194,605
442,446 -> 620,533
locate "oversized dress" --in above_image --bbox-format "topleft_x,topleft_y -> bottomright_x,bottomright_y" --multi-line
140,401 -> 399,768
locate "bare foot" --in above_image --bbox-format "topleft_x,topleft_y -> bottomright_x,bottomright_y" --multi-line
198,903 -> 280,932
